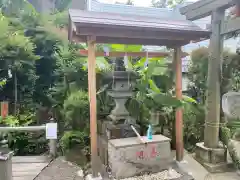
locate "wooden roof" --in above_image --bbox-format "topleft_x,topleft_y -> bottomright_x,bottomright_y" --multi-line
68,9 -> 210,47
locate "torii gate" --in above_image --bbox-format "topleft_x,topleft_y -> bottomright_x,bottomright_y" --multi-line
180,0 -> 240,172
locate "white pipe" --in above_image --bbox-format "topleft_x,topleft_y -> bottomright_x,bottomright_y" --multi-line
0,126 -> 46,132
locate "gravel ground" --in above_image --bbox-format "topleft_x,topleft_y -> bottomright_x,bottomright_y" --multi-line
34,157 -> 84,180
118,168 -> 182,180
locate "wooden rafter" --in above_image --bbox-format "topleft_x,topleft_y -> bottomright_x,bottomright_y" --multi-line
79,50 -> 189,58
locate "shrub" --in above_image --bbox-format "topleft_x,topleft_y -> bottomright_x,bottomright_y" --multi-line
63,90 -> 89,131
60,130 -> 89,153
183,103 -> 205,152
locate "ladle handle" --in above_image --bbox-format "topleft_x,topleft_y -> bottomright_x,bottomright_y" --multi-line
131,125 -> 146,144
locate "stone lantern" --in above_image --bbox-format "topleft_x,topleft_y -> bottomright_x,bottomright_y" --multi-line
97,58 -> 140,166
103,57 -> 141,136
106,71 -> 138,124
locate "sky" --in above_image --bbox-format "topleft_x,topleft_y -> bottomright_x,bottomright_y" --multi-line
99,0 -> 197,7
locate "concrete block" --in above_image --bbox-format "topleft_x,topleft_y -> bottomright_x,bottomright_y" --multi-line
108,135 -> 173,179
195,142 -> 227,164
195,142 -> 230,173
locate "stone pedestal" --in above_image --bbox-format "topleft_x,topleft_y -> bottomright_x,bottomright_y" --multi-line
108,135 -> 173,179
195,142 -> 228,172
97,120 -> 140,166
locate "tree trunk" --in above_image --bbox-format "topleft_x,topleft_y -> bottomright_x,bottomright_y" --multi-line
14,71 -> 17,115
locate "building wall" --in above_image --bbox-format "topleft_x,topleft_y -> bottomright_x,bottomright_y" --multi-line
70,0 -> 87,10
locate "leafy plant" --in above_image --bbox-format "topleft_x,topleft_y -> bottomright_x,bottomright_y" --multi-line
60,130 -> 88,153
63,90 -> 90,131
221,126 -> 240,170
183,103 -> 205,151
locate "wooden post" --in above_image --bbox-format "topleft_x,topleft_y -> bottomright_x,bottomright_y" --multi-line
174,47 -> 184,161
1,101 -> 9,119
87,36 -> 98,177
204,9 -> 224,148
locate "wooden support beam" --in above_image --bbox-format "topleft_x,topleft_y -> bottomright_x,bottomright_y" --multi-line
174,47 -> 184,162
180,0 -> 234,21
79,50 -> 189,58
87,35 -> 98,177
221,17 -> 240,35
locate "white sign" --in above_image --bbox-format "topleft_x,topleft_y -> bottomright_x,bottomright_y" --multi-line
46,123 -> 57,140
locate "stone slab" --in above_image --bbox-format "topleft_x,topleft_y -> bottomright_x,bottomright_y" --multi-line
195,142 -> 227,164
109,135 -> 170,148
201,161 -> 233,173
175,152 -> 240,180
195,142 -> 230,173
35,157 -> 84,180
108,135 -> 172,179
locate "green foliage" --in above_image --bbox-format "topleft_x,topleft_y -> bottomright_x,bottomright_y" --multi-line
55,0 -> 72,12
97,85 -> 113,115
188,47 -> 240,160
51,11 -> 68,28
60,130 -> 88,153
63,90 -> 89,130
183,103 -> 205,151
151,0 -> 185,8
187,47 -> 240,103
221,126 -> 240,170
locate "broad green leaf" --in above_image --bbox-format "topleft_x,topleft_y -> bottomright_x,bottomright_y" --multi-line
148,79 -> 161,93
0,79 -> 7,87
152,93 -> 182,108
96,57 -> 110,70
126,57 -> 133,70
182,95 -> 197,103
125,45 -> 142,52
111,44 -> 142,52
149,57 -> 165,62
152,67 -> 167,76
146,61 -> 157,78
134,57 -> 147,69
82,57 -> 110,72
111,44 -> 125,51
